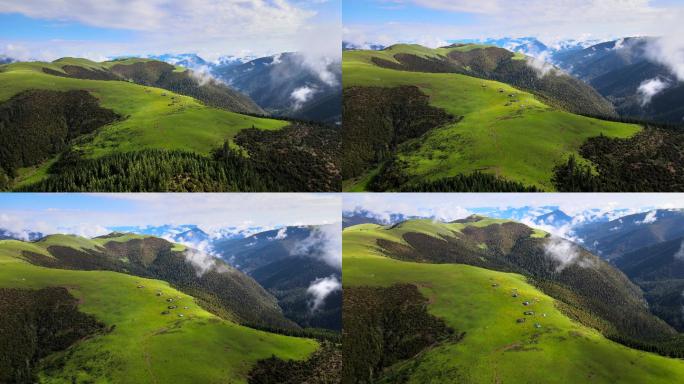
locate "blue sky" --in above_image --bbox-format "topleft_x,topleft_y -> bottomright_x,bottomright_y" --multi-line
343,0 -> 684,48
0,13 -> 137,42
0,0 -> 340,61
0,193 -> 341,238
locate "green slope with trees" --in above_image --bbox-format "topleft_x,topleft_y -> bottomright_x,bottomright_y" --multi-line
0,58 -> 340,191
0,237 -> 319,383
342,219 -> 684,383
342,44 -> 641,191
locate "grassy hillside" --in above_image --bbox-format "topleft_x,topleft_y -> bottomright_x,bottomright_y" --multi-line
14,233 -> 296,329
0,61 -> 285,157
342,45 -> 641,191
343,224 -> 684,383
0,59 -> 341,192
0,240 -> 318,383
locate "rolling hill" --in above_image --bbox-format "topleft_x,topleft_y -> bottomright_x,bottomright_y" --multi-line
342,44 -> 641,191
342,217 -> 684,383
0,57 -> 340,192
0,234 -> 329,383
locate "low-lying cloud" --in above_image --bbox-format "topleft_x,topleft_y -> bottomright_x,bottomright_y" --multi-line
268,227 -> 288,241
637,77 -> 671,106
544,237 -> 595,272
290,86 -> 317,110
291,223 -> 342,269
636,210 -> 658,224
167,237 -> 227,277
525,52 -> 557,78
646,34 -> 684,82
183,248 -> 220,276
188,65 -> 221,87
673,240 -> 684,261
306,275 -> 341,312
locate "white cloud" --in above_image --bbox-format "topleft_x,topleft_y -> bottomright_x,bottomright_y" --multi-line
188,65 -> 220,86
378,0 -> 500,13
291,223 -> 342,269
543,236 -> 594,272
637,77 -> 671,106
306,275 -> 341,311
290,86 -> 318,110
183,248 -> 219,276
0,0 -> 313,34
636,210 -> 658,224
525,51 -> 558,78
268,228 -> 288,241
0,0 -> 337,60
646,33 -> 684,82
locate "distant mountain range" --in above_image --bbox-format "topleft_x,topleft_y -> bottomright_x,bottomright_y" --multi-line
448,37 -> 601,60
143,52 -> 341,123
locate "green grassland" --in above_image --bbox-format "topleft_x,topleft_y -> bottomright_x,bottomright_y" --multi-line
349,218 -> 546,247
343,224 -> 684,383
0,240 -> 317,383
92,232 -> 187,252
0,60 -> 287,185
343,47 -> 641,191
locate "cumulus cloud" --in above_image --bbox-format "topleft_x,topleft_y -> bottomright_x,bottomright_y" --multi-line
0,0 -> 313,34
306,275 -> 341,311
291,223 -> 342,269
406,0 -> 501,13
637,77 -> 671,106
290,85 -> 318,110
0,0 -> 334,61
544,237 -> 595,272
0,212 -> 110,240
